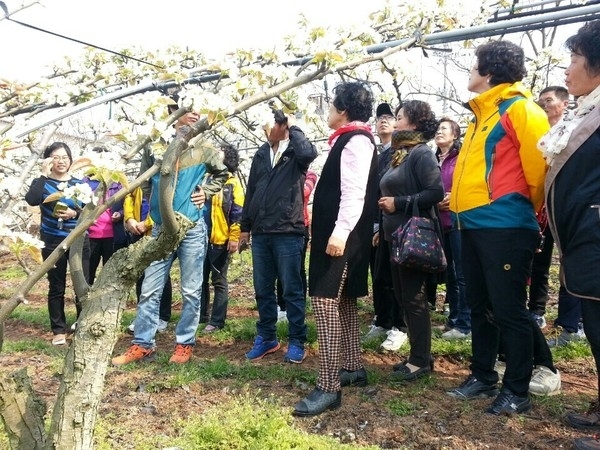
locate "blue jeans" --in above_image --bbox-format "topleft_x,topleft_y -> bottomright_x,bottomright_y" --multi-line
444,229 -> 470,333
133,221 -> 207,348
252,233 -> 306,348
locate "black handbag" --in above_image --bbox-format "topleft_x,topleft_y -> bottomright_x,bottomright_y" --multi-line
391,197 -> 447,273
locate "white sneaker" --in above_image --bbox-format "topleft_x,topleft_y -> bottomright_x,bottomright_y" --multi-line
70,322 -> 78,331
441,328 -> 471,340
494,360 -> 506,378
380,327 -> 408,351
529,365 -> 561,396
157,319 -> 168,332
127,322 -> 135,333
362,325 -> 389,342
277,306 -> 288,323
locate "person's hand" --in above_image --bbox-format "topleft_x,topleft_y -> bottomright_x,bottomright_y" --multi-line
378,196 -> 396,214
438,192 -> 450,212
239,232 -> 250,252
228,240 -> 239,254
372,231 -> 380,247
326,235 -> 345,257
56,207 -> 77,220
191,186 -> 205,208
42,157 -> 53,177
111,211 -> 122,222
126,218 -> 146,235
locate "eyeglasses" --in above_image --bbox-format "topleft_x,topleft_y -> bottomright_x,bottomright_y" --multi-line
51,155 -> 70,161
377,115 -> 396,122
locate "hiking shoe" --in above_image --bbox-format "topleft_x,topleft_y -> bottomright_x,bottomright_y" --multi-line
447,375 -> 499,400
157,319 -> 168,333
494,360 -> 506,378
283,344 -> 306,364
245,336 -> 280,361
112,344 -> 156,366
531,313 -> 547,329
52,334 -> 66,346
340,368 -> 368,387
547,327 -> 586,347
574,436 -> 600,450
380,327 -> 408,351
441,328 -> 471,340
361,325 -> 389,342
529,365 -> 561,396
564,401 -> 600,431
202,324 -> 221,333
486,388 -> 532,415
169,344 -> 193,364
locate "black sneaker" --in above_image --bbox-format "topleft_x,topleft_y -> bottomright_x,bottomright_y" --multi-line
486,388 -> 532,416
447,375 -> 499,400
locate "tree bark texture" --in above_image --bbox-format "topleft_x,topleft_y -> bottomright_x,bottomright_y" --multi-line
0,368 -> 47,450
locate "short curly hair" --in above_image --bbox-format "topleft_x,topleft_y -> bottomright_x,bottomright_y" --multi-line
566,20 -> 600,77
332,82 -> 374,123
475,40 -> 526,85
220,144 -> 240,173
399,100 -> 438,140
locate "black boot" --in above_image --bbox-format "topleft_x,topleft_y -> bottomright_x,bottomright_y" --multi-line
293,388 -> 342,417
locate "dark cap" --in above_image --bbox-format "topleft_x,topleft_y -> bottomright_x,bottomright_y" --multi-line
376,103 -> 394,118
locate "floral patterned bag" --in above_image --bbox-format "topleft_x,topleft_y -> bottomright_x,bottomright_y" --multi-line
391,198 -> 447,273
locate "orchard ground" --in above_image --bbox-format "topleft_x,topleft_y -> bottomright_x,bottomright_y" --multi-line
0,252 -> 596,449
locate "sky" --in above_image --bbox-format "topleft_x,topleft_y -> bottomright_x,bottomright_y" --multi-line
0,0 -> 389,82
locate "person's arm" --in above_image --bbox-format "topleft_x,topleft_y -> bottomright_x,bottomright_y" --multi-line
198,144 -> 229,201
288,125 -> 318,168
510,100 -> 550,213
24,177 -> 47,206
331,134 -> 374,243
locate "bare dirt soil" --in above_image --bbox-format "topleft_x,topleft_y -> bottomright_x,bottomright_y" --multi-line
0,255 -> 597,450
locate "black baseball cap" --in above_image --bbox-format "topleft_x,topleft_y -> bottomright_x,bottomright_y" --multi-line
376,103 -> 394,118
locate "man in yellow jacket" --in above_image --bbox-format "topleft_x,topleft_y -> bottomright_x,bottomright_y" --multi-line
200,144 -> 245,332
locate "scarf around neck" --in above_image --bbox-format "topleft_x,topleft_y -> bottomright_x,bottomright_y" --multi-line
390,130 -> 427,167
328,121 -> 373,147
538,83 -> 600,166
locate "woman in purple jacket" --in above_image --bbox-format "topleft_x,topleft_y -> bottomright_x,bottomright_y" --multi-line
435,118 -> 471,339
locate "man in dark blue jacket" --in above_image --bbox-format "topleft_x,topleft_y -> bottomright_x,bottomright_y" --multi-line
240,111 -> 318,364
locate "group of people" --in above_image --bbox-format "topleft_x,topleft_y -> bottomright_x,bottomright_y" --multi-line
25,19 -> 600,449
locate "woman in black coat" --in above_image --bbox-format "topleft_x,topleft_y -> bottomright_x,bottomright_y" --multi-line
378,100 -> 443,381
293,82 -> 378,417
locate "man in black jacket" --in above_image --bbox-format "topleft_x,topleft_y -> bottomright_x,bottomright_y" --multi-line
239,111 -> 318,364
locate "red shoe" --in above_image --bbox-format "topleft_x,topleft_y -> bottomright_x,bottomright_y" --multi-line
169,344 -> 193,364
112,344 -> 155,366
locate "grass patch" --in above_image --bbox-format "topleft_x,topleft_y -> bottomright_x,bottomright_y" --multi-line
386,397 -> 417,416
172,393 -> 379,450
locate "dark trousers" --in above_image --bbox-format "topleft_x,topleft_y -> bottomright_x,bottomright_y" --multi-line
201,243 -> 231,327
581,299 -> 600,400
444,229 -> 470,332
528,227 -> 554,316
462,228 -> 539,396
555,286 -> 583,333
389,243 -> 432,369
42,235 -> 90,334
371,240 -> 405,329
89,237 -> 114,284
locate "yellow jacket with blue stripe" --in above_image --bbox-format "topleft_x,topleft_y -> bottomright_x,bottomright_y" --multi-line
205,172 -> 244,245
450,82 -> 549,230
